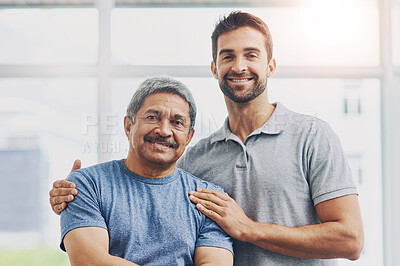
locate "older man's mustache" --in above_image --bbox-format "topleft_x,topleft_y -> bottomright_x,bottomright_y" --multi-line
144,135 -> 179,149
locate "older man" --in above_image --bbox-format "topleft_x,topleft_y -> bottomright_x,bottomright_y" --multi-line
59,76 -> 233,265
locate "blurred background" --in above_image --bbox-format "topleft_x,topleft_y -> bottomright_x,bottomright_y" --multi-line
0,0 -> 399,265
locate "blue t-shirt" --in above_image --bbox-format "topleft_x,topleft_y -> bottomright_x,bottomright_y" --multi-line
60,160 -> 233,265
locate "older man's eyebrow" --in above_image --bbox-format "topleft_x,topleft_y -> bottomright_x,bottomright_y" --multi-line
172,114 -> 188,120
143,109 -> 160,115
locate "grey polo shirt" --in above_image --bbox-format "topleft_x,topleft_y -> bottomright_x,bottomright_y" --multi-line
177,102 -> 357,266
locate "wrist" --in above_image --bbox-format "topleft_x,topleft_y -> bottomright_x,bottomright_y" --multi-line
240,218 -> 257,242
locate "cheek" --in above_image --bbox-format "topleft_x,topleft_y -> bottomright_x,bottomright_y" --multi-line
129,132 -> 138,148
177,133 -> 192,147
219,66 -> 229,76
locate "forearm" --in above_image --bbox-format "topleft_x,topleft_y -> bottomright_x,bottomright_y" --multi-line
190,190 -> 363,261
105,254 -> 140,266
242,220 -> 363,260
69,253 -> 140,266
64,227 -> 140,266
194,246 -> 233,266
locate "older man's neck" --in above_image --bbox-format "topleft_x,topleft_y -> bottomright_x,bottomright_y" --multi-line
123,156 -> 176,179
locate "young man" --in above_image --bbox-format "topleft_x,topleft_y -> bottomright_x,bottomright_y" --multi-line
50,12 -> 363,265
58,76 -> 233,265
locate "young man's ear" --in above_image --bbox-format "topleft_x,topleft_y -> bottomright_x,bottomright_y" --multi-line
124,116 -> 133,137
267,58 -> 277,78
211,61 -> 218,79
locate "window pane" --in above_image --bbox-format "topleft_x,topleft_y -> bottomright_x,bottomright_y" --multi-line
0,9 -> 98,64
112,6 -> 379,66
269,78 -> 382,266
393,7 -> 400,65
0,78 -> 98,250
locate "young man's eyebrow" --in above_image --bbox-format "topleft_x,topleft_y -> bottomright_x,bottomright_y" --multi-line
219,47 -> 261,56
219,49 -> 234,56
244,47 -> 261,53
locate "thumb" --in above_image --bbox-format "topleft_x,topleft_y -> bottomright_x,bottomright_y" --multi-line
71,159 -> 81,172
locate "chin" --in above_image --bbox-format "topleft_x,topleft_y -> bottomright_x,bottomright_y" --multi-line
145,156 -> 176,167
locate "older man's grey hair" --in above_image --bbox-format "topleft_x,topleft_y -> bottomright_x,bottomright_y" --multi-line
126,76 -> 197,132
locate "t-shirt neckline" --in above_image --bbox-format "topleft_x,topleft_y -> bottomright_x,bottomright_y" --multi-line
117,159 -> 179,185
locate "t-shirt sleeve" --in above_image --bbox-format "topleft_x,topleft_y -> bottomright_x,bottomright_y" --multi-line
195,185 -> 234,255
308,120 -> 358,206
60,170 -> 107,251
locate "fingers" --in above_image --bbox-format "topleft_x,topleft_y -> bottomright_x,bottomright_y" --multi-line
49,193 -> 74,206
190,195 -> 223,212
52,202 -> 67,215
49,185 -> 76,215
49,187 -> 77,197
196,202 -> 221,220
50,195 -> 72,206
72,159 -> 81,171
49,160 -> 80,216
198,188 -> 231,200
53,180 -> 76,189
49,193 -> 74,213
189,189 -> 228,206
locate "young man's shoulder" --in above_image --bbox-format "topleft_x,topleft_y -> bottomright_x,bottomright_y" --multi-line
283,108 -> 336,140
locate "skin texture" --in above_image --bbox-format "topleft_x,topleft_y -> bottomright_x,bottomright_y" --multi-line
50,25 -> 364,262
123,93 -> 194,178
58,93 -> 233,265
211,26 -> 277,143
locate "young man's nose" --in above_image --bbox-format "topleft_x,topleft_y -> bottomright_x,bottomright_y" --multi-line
231,57 -> 247,73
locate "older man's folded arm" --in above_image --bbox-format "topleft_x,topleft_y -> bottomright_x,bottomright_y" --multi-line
63,227 -> 140,266
194,246 -> 233,266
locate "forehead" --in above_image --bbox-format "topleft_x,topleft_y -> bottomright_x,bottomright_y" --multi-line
217,26 -> 267,53
139,92 -> 190,115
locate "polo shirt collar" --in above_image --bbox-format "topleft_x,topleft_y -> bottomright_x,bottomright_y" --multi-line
210,102 -> 293,144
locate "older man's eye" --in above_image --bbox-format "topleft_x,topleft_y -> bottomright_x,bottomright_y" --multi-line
172,120 -> 185,127
143,115 -> 159,123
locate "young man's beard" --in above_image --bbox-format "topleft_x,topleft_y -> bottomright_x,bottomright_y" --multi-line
219,74 -> 267,103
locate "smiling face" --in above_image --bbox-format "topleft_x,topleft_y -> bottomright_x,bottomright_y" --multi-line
211,26 -> 276,103
124,92 -> 194,174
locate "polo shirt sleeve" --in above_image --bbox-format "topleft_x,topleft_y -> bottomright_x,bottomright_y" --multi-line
60,170 -> 107,251
308,120 -> 358,206
195,186 -> 234,255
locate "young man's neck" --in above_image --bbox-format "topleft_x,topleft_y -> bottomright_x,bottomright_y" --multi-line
123,155 -> 176,179
225,92 -> 275,143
